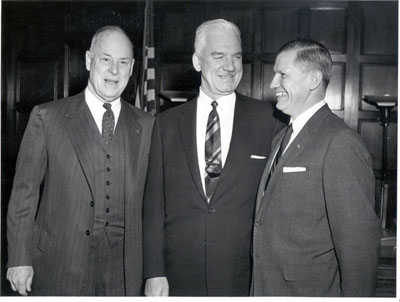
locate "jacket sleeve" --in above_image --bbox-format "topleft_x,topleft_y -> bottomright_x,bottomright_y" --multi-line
7,105 -> 47,268
143,118 -> 166,279
323,129 -> 381,296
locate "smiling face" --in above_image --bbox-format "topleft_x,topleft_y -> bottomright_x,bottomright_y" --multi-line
192,28 -> 243,100
269,50 -> 314,119
86,30 -> 134,103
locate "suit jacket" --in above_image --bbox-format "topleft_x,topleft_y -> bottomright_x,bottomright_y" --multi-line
7,91 -> 154,295
143,93 -> 282,296
252,105 -> 381,297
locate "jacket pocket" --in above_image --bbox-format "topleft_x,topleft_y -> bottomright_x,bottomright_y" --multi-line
283,263 -> 328,282
33,224 -> 50,252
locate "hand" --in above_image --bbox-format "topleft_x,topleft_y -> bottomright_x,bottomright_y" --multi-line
6,266 -> 34,296
145,276 -> 169,296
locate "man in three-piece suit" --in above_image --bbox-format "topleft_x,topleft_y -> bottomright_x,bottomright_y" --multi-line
143,19 -> 282,296
252,39 -> 381,296
6,26 -> 154,296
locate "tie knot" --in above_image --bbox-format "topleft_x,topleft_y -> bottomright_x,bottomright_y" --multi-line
211,101 -> 218,110
103,103 -> 112,111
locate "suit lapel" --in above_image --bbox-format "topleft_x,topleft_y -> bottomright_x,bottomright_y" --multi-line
255,131 -> 282,213
63,92 -> 96,196
122,101 -> 143,202
180,99 -> 208,202
210,95 -> 254,202
257,105 -> 332,215
275,105 -> 331,171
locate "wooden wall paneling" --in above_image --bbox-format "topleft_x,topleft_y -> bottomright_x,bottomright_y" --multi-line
359,120 -> 398,172
251,4 -> 263,101
161,63 -> 200,92
160,5 -> 205,54
360,64 -> 398,111
236,63 -> 252,98
326,63 -> 345,114
262,7 -> 300,54
156,2 -> 206,100
361,2 -> 398,55
309,7 -> 347,54
261,62 -> 276,103
343,2 -> 361,130
4,37 -> 18,161
15,58 -> 59,145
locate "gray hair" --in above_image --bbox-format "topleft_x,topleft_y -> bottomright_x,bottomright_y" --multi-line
278,39 -> 333,87
89,25 -> 134,56
194,19 -> 241,53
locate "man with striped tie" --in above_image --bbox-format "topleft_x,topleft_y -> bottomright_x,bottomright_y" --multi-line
143,19 -> 282,296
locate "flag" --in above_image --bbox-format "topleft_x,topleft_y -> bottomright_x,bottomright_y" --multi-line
136,0 -> 157,114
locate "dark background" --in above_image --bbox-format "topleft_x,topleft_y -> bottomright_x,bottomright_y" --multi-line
1,0 -> 398,296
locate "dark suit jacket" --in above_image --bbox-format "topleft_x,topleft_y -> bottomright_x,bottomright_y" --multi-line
252,105 -> 381,296
7,91 -> 154,295
143,93 -> 282,296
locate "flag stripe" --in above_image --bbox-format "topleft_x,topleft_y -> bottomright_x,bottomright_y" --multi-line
136,0 -> 157,114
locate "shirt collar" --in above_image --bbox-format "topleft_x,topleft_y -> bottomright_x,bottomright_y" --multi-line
85,88 -> 121,111
198,88 -> 236,114
291,100 -> 326,136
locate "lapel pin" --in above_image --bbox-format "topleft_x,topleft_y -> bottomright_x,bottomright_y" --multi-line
297,144 -> 301,149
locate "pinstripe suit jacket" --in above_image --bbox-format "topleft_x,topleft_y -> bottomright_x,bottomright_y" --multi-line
252,105 -> 381,296
6,91 -> 154,295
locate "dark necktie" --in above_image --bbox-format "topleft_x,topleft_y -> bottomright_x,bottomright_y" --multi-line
102,103 -> 115,146
265,123 -> 293,188
205,101 -> 222,201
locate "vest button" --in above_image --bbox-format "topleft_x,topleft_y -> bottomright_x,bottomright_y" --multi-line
106,167 -> 111,172
105,222 -> 109,227
85,230 -> 90,236
106,195 -> 110,199
89,201 -> 94,207
106,154 -> 111,159
105,208 -> 110,213
106,181 -> 111,185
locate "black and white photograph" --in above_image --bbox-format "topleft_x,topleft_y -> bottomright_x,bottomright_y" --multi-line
0,0 -> 397,299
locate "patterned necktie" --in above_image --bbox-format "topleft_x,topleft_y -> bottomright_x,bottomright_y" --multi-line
102,103 -> 115,146
265,123 -> 293,189
205,101 -> 222,201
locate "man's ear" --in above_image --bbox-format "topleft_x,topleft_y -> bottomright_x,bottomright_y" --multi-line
129,59 -> 135,76
85,51 -> 92,71
192,53 -> 202,72
309,69 -> 323,90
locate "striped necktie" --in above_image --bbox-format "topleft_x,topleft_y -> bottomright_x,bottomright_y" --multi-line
102,103 -> 115,146
205,101 -> 222,201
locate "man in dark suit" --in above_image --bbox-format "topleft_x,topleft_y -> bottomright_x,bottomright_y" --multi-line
6,26 -> 154,296
143,19 -> 282,296
252,39 -> 381,296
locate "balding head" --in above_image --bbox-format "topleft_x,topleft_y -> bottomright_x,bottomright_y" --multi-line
89,25 -> 134,58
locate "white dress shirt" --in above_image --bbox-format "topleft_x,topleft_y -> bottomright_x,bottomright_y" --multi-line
196,88 -> 236,193
85,88 -> 121,134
